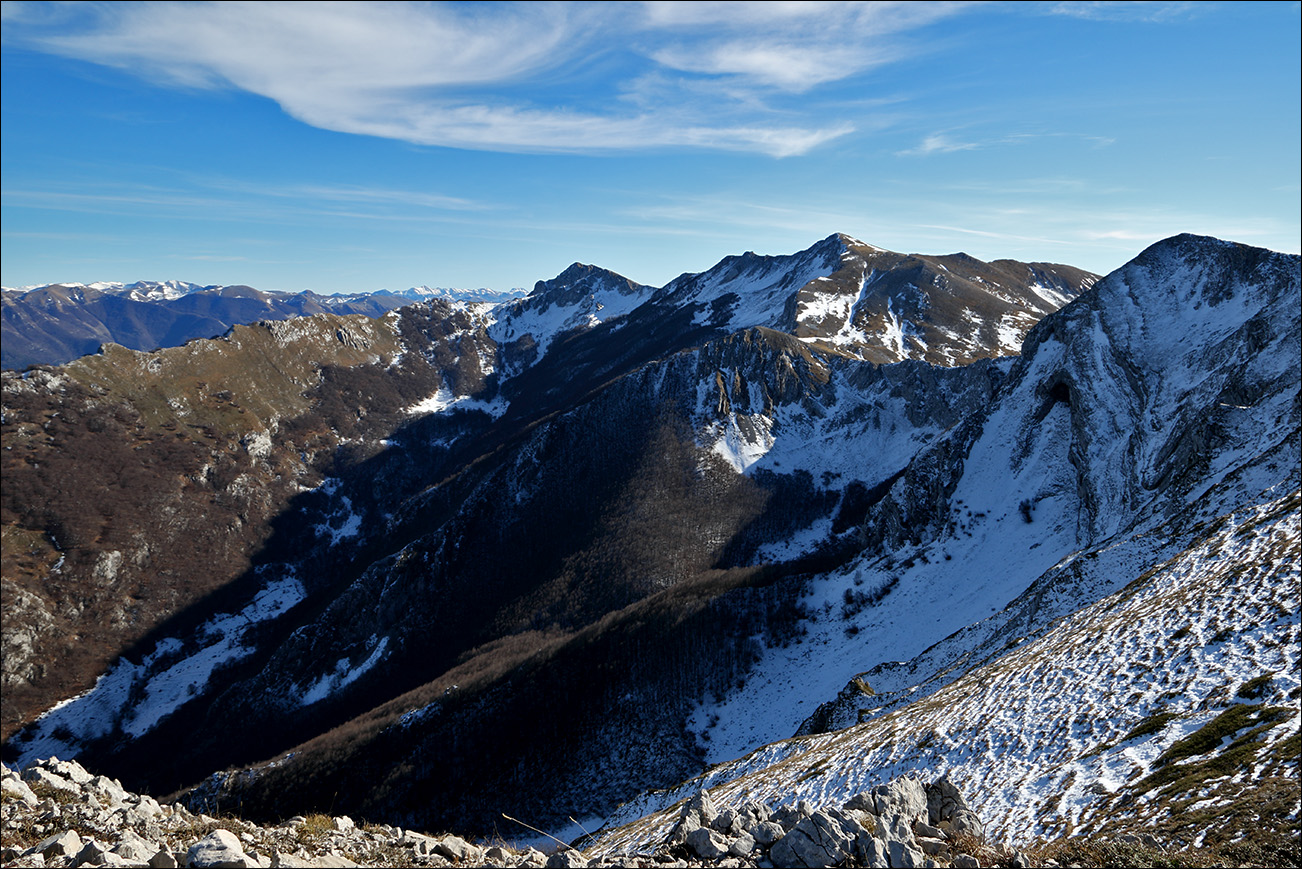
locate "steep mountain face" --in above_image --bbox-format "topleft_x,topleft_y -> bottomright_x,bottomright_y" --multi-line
591,234 -> 1300,853
653,233 -> 1094,365
29,233 -> 1290,848
0,281 -> 524,370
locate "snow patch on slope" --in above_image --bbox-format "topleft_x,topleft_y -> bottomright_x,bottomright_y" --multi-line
10,572 -> 306,761
297,636 -> 390,707
404,385 -> 508,419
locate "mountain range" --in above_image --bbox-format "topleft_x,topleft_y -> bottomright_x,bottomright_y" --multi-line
0,280 -> 526,370
1,232 -> 1296,857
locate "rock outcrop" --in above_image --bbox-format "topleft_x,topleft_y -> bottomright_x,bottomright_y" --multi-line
2,759 -> 1023,868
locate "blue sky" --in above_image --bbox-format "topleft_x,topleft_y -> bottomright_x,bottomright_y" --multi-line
2,1 -> 1298,293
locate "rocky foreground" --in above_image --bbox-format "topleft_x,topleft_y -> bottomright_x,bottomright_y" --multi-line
0,757 -> 1049,868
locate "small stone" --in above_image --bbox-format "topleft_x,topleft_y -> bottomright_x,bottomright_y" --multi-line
520,847 -> 549,867
952,855 -> 981,869
2,776 -> 39,806
398,830 -> 435,849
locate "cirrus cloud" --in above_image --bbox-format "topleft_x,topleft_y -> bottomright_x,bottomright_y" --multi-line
6,0 -> 971,156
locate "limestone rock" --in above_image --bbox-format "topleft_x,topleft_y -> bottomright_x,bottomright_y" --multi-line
769,807 -> 861,868
685,827 -> 731,861
433,834 -> 480,863
485,846 -> 513,864
728,832 -> 756,858
665,810 -> 701,847
2,775 -> 39,806
187,829 -> 256,868
304,857 -> 358,868
32,830 -> 83,860
886,837 -> 926,869
73,838 -> 112,866
915,821 -> 945,840
711,806 -> 745,836
747,820 -> 785,847
769,800 -> 815,832
47,759 -> 92,785
872,778 -> 929,824
917,835 -> 950,858
24,767 -> 80,796
684,791 -> 719,830
854,832 -> 891,869
544,850 -> 589,868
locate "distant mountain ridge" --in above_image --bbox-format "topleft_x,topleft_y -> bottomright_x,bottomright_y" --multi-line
0,281 -> 527,370
1,237 -> 1088,371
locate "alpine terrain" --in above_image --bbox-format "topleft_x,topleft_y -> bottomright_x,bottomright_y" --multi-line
0,281 -> 526,371
1,233 -> 1297,861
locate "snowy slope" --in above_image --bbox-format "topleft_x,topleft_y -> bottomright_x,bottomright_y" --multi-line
593,485 -> 1300,852
589,234 -> 1300,852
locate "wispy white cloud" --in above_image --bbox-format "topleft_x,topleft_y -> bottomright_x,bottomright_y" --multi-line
899,129 -> 1118,157
1,176 -> 495,224
1046,2 -> 1205,23
6,1 -> 970,156
643,1 -> 968,91
897,133 -> 981,156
